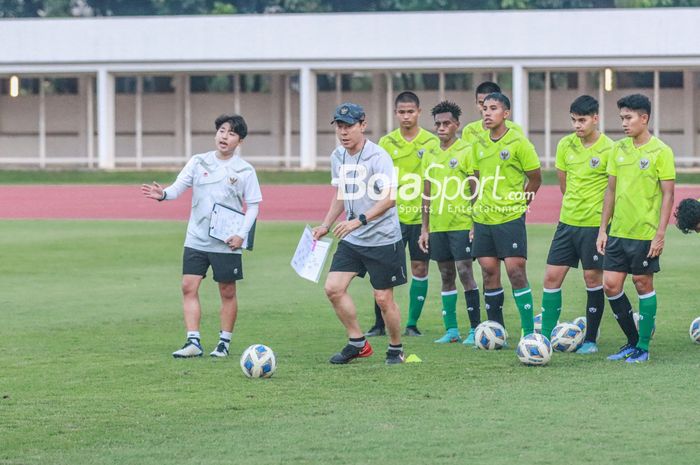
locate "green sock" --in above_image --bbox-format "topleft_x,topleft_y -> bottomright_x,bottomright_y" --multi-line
637,291 -> 657,351
441,291 -> 458,331
407,277 -> 428,327
541,288 -> 562,340
513,286 -> 535,336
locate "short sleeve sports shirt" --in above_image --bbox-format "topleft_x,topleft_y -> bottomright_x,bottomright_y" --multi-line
471,129 -> 541,225
607,136 -> 676,240
421,138 -> 474,232
379,128 -> 440,225
555,133 -> 614,227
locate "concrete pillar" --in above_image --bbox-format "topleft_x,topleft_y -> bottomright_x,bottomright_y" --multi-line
97,68 -> 115,169
299,67 -> 317,170
683,70 -> 696,159
544,71 -> 552,168
38,77 -> 46,168
512,64 -> 528,136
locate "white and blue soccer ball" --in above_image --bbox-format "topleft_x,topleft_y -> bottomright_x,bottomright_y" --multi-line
573,316 -> 600,340
516,333 -> 552,366
475,320 -> 508,350
550,322 -> 584,352
633,312 -> 655,338
689,317 -> 700,344
240,344 -> 277,378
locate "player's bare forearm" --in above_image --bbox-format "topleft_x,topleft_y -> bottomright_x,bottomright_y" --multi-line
557,169 -> 567,195
524,168 -> 542,205
648,180 -> 675,257
421,180 -> 431,233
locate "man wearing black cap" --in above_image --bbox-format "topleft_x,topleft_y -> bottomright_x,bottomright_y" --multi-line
312,102 -> 407,365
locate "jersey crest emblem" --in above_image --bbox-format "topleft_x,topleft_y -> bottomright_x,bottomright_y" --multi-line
228,176 -> 238,185
500,150 -> 510,160
639,158 -> 650,170
590,157 -> 600,168
417,149 -> 425,159
449,158 -> 458,168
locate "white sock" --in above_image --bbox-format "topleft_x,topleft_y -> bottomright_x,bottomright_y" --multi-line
187,331 -> 201,341
219,330 -> 232,342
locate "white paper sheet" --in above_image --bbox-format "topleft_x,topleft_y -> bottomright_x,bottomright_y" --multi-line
290,225 -> 333,283
209,203 -> 251,249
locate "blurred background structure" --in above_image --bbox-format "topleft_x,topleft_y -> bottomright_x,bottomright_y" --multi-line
2,7 -> 700,169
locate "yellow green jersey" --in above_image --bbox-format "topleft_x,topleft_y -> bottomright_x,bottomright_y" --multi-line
555,133 -> 615,227
461,119 -> 523,148
471,128 -> 541,225
607,136 -> 676,241
379,128 -> 440,225
422,138 -> 474,232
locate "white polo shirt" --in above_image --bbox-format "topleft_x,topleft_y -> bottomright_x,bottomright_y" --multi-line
163,151 -> 262,254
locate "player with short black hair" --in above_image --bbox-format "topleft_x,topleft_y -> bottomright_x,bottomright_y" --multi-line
470,92 -> 542,338
142,113 -> 261,359
596,93 -> 676,363
313,102 -> 407,365
462,81 -> 523,147
674,198 -> 700,234
539,95 -> 614,354
365,91 -> 440,338
417,100 -> 481,345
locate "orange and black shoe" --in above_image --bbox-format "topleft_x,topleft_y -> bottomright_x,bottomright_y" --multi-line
329,342 -> 374,364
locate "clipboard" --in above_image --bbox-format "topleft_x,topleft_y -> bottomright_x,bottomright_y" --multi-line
209,203 -> 256,251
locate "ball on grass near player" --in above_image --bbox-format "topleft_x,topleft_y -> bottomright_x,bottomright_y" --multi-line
573,316 -> 600,340
474,320 -> 508,350
516,333 -> 552,366
533,313 -> 542,334
689,317 -> 700,344
632,312 -> 655,338
550,322 -> 584,352
240,344 -> 276,378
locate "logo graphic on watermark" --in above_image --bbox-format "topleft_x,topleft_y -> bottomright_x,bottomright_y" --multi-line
334,163 -> 536,216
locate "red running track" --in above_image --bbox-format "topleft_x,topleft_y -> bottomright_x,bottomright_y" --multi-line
1,184 -> 699,223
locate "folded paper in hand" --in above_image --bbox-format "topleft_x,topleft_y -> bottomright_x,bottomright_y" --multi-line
209,203 -> 255,250
291,225 -> 332,283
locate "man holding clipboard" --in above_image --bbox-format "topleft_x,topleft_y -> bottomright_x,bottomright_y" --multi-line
312,103 -> 407,365
142,114 -> 261,359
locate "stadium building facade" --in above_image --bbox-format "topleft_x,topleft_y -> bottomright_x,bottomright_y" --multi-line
1,8 -> 700,169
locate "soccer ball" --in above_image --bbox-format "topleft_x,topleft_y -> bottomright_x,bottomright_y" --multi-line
516,333 -> 552,366
474,320 -> 508,350
550,322 -> 584,352
240,344 -> 277,378
534,312 -> 559,336
533,313 -> 542,334
573,316 -> 600,340
633,312 -> 655,338
690,317 -> 700,344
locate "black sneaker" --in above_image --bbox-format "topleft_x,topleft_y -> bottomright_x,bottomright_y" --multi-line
329,342 -> 373,364
404,325 -> 423,337
364,325 -> 386,337
385,349 -> 405,365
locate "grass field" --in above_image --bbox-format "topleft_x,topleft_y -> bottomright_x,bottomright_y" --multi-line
1,220 -> 699,465
2,168 -> 700,185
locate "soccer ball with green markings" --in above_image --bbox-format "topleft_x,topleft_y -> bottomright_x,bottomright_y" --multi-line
474,320 -> 508,350
550,322 -> 584,352
689,317 -> 700,344
240,344 -> 276,378
516,333 -> 552,366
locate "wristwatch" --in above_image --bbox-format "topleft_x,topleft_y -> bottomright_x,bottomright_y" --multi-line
358,213 -> 368,226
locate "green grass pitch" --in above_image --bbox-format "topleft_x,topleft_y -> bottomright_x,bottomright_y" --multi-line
1,220 -> 699,465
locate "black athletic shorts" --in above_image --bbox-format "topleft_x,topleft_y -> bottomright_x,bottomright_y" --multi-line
401,222 -> 429,262
471,215 -> 527,259
183,247 -> 243,282
546,222 -> 602,270
429,230 -> 472,262
329,240 -> 407,290
603,236 -> 660,275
